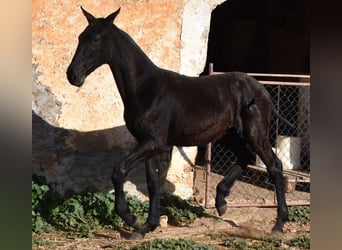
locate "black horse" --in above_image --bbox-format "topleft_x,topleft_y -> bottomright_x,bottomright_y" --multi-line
67,7 -> 290,240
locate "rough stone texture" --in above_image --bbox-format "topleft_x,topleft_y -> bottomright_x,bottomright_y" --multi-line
32,63 -> 62,126
180,0 -> 212,76
32,0 -> 225,199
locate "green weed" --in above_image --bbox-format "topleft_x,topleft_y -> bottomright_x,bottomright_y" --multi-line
208,232 -> 310,250
32,181 -> 52,233
160,192 -> 205,226
288,205 -> 310,224
129,238 -> 214,250
224,236 -> 288,250
288,235 -> 310,249
32,178 -> 206,237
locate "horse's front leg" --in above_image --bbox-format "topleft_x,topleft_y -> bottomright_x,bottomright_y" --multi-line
111,141 -> 166,237
130,156 -> 163,240
111,161 -> 141,229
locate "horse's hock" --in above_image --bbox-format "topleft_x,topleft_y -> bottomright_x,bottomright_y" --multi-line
32,0 -> 225,199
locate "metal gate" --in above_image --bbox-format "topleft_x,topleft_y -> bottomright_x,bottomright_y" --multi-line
203,63 -> 310,208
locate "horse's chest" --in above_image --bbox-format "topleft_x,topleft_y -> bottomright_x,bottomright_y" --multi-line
124,109 -> 166,140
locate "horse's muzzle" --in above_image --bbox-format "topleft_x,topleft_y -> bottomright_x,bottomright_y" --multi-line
66,66 -> 85,87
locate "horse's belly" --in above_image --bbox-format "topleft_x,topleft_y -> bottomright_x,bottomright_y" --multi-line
170,118 -> 229,146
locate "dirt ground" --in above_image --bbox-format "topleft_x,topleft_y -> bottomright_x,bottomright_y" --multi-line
33,166 -> 310,249
32,207 -> 309,249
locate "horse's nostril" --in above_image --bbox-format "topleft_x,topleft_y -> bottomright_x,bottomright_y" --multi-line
66,67 -> 84,86
67,68 -> 80,85
67,71 -> 76,84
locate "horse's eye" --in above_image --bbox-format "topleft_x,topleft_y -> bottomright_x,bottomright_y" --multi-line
92,36 -> 101,44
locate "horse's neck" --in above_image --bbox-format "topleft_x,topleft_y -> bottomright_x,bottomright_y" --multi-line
109,28 -> 158,108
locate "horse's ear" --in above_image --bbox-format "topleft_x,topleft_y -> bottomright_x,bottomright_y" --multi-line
105,7 -> 121,23
80,6 -> 96,24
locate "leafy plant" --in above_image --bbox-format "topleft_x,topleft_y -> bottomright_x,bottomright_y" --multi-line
288,205 -> 310,224
32,179 -> 125,237
48,191 -> 138,237
221,234 -> 310,250
288,235 -> 310,249
129,238 -> 214,250
32,179 -> 207,237
32,181 -> 52,233
160,193 -> 205,226
224,236 -> 288,250
50,196 -> 96,237
126,193 -> 149,223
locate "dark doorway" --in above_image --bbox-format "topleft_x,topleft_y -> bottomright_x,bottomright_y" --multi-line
202,0 -> 310,75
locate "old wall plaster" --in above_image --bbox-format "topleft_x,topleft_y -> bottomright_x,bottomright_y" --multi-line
32,0 -> 225,199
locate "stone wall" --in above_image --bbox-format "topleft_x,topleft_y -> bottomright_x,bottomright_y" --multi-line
32,0 -> 225,199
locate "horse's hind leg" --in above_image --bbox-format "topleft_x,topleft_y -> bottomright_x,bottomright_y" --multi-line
215,129 -> 255,216
215,164 -> 243,216
245,126 -> 288,233
257,147 -> 288,233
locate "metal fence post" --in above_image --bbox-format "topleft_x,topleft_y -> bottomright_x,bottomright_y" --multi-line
205,142 -> 212,208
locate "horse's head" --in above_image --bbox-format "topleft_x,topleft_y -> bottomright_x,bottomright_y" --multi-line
67,7 -> 120,87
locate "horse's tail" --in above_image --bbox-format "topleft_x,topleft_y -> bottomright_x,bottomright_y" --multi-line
272,106 -> 295,128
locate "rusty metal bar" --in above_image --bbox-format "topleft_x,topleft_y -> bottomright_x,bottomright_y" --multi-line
204,201 -> 310,209
205,63 -> 214,209
247,72 -> 310,78
210,71 -> 310,79
229,200 -> 311,207
209,63 -> 214,75
258,80 -> 310,86
206,63 -> 223,208
209,73 -> 310,86
275,85 -> 281,154
207,63 -> 310,86
208,67 -> 310,79
205,142 -> 212,208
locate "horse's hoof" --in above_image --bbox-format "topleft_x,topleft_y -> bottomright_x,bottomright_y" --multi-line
132,218 -> 142,229
129,232 -> 144,240
271,219 -> 285,235
216,204 -> 227,216
271,227 -> 284,235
